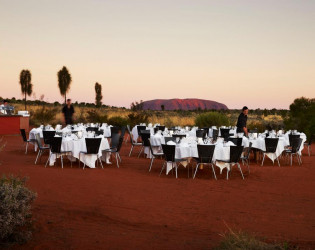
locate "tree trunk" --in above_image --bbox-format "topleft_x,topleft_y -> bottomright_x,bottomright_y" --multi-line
25,92 -> 27,110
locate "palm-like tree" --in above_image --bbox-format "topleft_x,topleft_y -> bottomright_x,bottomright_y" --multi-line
95,82 -> 103,107
57,66 -> 72,103
19,70 -> 33,110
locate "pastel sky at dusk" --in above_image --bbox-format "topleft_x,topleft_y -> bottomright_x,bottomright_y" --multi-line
1,0 -> 314,109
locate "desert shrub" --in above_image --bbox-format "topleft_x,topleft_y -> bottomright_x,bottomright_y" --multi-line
107,116 -> 129,127
127,112 -> 149,127
195,112 -> 230,127
247,120 -> 266,133
30,106 -> 58,126
284,97 -> 315,138
0,175 -> 37,245
215,229 -> 295,250
85,109 -> 108,123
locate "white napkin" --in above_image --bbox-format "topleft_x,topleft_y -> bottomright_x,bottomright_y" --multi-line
166,141 -> 176,145
225,141 -> 235,146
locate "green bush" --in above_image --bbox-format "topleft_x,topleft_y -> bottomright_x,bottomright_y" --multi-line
85,109 -> 108,123
127,112 -> 149,128
30,106 -> 57,126
195,112 -> 230,127
107,116 -> 129,127
0,175 -> 37,245
284,97 -> 315,138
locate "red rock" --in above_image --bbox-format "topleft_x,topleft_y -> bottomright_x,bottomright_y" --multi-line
141,98 -> 228,110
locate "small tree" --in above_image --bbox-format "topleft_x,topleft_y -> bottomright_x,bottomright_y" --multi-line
161,105 -> 165,111
94,82 -> 103,107
57,66 -> 72,104
19,70 -> 33,110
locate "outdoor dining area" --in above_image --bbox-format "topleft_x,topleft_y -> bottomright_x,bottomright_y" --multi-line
19,122 -> 311,180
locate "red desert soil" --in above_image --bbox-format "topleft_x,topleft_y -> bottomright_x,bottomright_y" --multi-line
1,135 -> 315,249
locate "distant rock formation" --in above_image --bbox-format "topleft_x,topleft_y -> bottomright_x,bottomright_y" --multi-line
141,98 -> 228,110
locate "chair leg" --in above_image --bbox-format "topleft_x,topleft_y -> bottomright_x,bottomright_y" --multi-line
160,162 -> 166,176
238,163 -> 244,180
261,154 -> 265,166
79,153 -> 81,168
61,155 -> 63,169
211,164 -> 217,180
138,146 -> 143,158
175,163 -> 178,179
226,167 -> 229,180
246,160 -> 250,174
115,153 -> 119,168
99,157 -> 104,169
129,145 -> 134,157
45,152 -> 51,167
117,153 -> 122,162
149,157 -> 154,172
70,153 -> 73,168
193,163 -> 200,179
296,153 -> 302,165
277,157 -> 280,167
35,150 -> 41,164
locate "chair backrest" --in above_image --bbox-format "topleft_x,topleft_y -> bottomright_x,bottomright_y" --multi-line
212,129 -> 218,141
197,144 -> 215,164
229,145 -> 244,163
20,129 -> 27,142
265,138 -> 279,153
116,136 -> 124,152
289,134 -> 300,146
35,133 -> 44,149
50,136 -> 62,154
111,133 -> 121,149
161,144 -> 175,162
120,126 -> 126,137
202,127 -> 210,136
157,125 -> 165,131
140,132 -> 151,147
220,128 -> 230,140
43,131 -> 56,145
243,142 -> 252,160
228,137 -> 243,146
291,138 -> 303,153
110,126 -> 120,136
86,127 -> 98,132
148,139 -> 157,156
85,138 -> 102,154
172,134 -> 186,139
164,137 -> 176,144
196,129 -> 206,138
136,125 -> 146,135
95,130 -> 104,136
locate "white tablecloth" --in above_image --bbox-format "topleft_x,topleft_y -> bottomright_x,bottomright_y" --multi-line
49,136 -> 110,168
131,125 -> 154,142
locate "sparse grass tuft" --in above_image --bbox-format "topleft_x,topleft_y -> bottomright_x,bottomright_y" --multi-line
215,226 -> 297,250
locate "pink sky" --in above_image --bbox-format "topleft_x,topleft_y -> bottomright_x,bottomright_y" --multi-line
1,0 -> 314,109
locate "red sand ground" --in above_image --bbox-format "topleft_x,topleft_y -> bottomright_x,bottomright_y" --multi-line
1,135 -> 315,249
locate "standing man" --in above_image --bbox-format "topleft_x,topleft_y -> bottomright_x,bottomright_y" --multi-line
62,99 -> 75,125
236,106 -> 249,136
